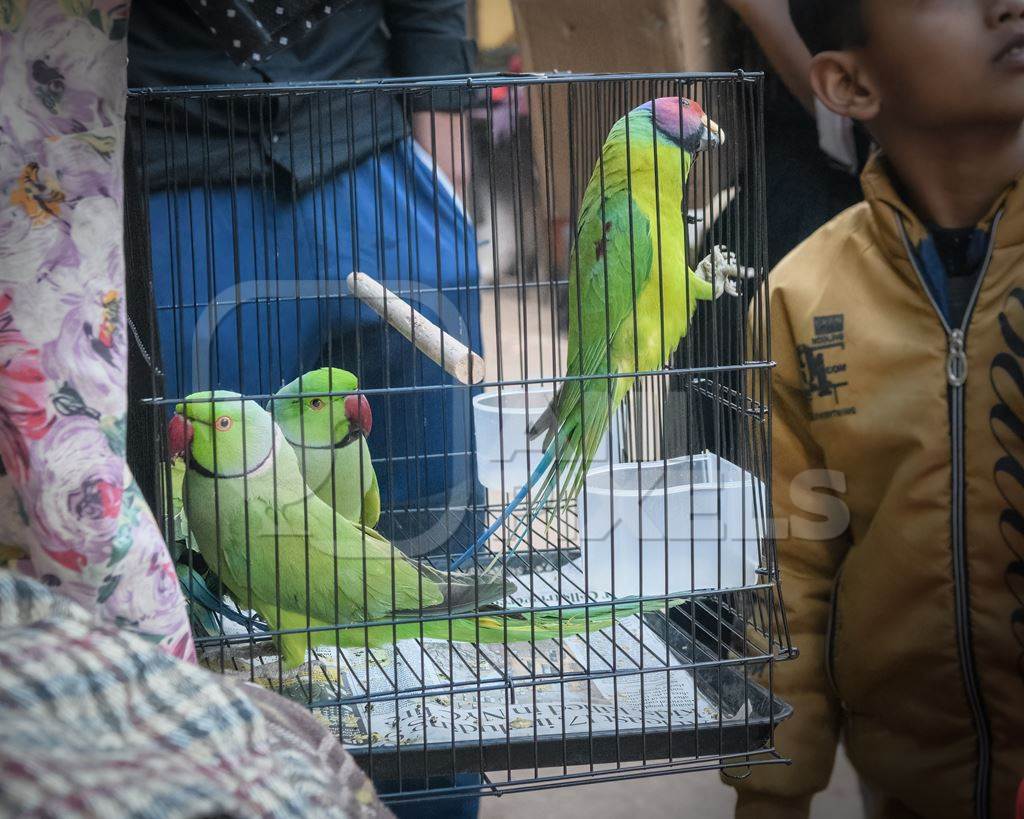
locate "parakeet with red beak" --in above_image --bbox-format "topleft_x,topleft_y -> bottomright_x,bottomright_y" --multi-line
270,368 -> 380,527
169,393 -> 667,667
453,96 -> 741,570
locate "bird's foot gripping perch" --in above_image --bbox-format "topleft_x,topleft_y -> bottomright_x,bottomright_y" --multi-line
695,245 -> 755,298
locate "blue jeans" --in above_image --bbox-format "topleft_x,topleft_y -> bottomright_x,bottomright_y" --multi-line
387,775 -> 481,818
150,139 -> 482,535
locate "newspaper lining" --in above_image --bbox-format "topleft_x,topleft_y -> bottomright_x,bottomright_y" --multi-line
201,562 -> 724,749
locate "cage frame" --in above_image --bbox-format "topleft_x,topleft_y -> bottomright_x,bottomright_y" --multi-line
124,69 -> 793,802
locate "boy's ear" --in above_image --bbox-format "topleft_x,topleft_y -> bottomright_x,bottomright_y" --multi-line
809,51 -> 881,123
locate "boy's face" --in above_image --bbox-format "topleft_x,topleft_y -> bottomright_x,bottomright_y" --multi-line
861,0 -> 1024,129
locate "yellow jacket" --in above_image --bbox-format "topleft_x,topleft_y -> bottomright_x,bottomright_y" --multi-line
732,155 -> 1024,819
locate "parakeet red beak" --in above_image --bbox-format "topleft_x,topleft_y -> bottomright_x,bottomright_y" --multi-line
168,413 -> 194,459
343,394 -> 373,441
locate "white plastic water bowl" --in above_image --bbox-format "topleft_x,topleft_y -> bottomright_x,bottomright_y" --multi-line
579,453 -> 763,596
472,387 -> 616,493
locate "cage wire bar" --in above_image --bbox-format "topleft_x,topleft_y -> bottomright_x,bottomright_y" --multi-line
124,71 -> 793,802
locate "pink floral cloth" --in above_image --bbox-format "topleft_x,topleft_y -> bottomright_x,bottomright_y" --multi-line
0,0 -> 195,660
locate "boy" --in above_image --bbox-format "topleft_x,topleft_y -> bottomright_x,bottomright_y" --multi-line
729,1 -> 1024,817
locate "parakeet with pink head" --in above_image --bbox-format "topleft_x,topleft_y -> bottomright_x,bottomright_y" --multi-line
453,96 -> 742,569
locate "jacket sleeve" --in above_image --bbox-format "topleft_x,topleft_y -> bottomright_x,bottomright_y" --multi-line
726,285 -> 852,818
384,0 -> 475,97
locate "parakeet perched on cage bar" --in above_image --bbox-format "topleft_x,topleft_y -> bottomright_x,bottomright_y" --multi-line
452,96 -> 745,570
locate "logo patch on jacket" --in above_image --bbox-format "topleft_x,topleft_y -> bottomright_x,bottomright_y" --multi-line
798,314 -> 856,420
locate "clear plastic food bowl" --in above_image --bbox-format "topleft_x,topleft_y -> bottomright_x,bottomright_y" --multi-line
472,387 -> 615,492
579,453 -> 763,596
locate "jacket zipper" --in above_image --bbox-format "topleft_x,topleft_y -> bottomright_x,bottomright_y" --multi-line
898,214 -> 1000,819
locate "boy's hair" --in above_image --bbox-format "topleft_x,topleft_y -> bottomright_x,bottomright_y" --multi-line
789,0 -> 868,55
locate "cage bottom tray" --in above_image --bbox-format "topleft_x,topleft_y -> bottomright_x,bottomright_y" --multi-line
340,609 -> 790,781
201,606 -> 789,782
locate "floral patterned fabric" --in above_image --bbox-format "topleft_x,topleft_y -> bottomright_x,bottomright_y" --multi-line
0,0 -> 195,660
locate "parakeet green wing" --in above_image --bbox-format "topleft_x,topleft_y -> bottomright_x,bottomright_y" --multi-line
534,189 -> 654,500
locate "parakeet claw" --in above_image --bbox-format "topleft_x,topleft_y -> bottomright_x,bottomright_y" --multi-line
695,245 -> 754,299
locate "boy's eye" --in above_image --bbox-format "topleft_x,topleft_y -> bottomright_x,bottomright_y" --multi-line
215,415 -> 233,431
309,398 -> 325,411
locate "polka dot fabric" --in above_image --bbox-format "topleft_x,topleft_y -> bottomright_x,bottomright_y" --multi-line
184,0 -> 355,66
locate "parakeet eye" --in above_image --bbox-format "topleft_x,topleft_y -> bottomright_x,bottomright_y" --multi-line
309,398 -> 325,411
215,415 -> 233,431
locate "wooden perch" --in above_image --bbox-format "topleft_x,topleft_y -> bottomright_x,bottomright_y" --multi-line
347,272 -> 486,386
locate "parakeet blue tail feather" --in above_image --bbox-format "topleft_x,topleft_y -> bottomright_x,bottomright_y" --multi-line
486,472 -> 560,569
449,447 -> 555,570
177,568 -> 269,632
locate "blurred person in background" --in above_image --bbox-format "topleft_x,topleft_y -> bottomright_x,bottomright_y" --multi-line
718,0 -> 870,266
679,1 -> 870,473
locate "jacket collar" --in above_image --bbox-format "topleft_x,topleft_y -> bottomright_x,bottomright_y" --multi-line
860,151 -> 1024,268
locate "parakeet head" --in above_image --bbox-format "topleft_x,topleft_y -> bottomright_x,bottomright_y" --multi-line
270,367 -> 373,449
168,391 -> 275,477
630,97 -> 724,154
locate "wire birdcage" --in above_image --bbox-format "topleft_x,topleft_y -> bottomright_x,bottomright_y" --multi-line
125,71 -> 793,803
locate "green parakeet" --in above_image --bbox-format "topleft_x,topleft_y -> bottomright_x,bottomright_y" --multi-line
168,454 -> 268,633
270,367 -> 381,527
453,96 -> 741,570
169,392 -> 662,668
